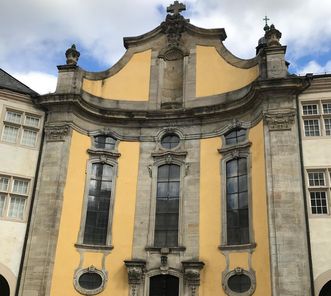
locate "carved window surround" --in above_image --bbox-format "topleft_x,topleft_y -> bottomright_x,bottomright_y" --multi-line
218,137 -> 255,251
76,138 -> 121,251
222,267 -> 256,296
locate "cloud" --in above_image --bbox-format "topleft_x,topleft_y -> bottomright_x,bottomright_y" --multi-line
296,60 -> 331,76
12,72 -> 57,95
1,0 -> 331,80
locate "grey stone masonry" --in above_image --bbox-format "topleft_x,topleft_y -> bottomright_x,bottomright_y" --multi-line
264,107 -> 311,295
18,125 -> 72,296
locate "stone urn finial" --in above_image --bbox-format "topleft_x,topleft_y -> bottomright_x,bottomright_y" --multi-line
65,44 -> 80,65
265,24 -> 282,47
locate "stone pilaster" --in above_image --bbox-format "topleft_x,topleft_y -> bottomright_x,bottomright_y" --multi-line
263,109 -> 311,295
18,124 -> 72,296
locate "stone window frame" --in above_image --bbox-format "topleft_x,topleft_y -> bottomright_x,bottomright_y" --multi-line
222,267 -> 256,296
218,127 -> 255,251
0,173 -> 32,222
306,168 -> 331,217
75,135 -> 120,251
0,106 -> 42,149
73,265 -> 108,295
146,128 -> 187,251
143,269 -> 184,296
301,99 -> 331,137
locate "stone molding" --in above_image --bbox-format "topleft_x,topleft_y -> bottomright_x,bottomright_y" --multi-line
222,267 -> 256,296
264,110 -> 296,131
182,261 -> 205,296
44,124 -> 71,142
124,260 -> 146,296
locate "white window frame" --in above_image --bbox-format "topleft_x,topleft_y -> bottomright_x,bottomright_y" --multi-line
306,169 -> 331,216
0,174 -> 30,221
1,108 -> 41,148
301,100 -> 331,137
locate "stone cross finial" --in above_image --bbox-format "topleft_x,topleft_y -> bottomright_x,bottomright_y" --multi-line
263,15 -> 270,32
167,1 -> 186,15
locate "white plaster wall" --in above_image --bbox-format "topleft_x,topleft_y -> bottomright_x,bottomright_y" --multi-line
309,218 -> 331,279
0,221 -> 26,276
303,139 -> 331,167
0,93 -> 44,281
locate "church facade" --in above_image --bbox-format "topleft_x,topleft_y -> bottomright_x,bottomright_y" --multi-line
4,2 -> 330,296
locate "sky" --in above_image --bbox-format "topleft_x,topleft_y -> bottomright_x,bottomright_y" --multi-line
1,0 -> 331,94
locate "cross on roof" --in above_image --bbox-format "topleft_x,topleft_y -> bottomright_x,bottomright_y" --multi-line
167,1 -> 186,15
263,15 -> 270,26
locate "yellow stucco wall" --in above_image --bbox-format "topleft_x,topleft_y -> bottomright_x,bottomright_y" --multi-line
50,131 -> 140,295
196,46 -> 259,97
199,121 -> 271,295
82,50 -> 151,101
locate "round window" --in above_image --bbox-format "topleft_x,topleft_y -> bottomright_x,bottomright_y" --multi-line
78,272 -> 103,290
228,274 -> 251,293
161,134 -> 180,149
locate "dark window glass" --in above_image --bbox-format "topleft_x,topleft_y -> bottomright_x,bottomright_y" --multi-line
225,129 -> 247,145
226,158 -> 249,245
0,275 -> 10,296
228,274 -> 251,293
83,163 -> 113,245
161,134 -> 180,149
78,272 -> 103,290
94,136 -> 116,150
150,275 -> 179,296
155,164 -> 180,247
320,280 -> 331,296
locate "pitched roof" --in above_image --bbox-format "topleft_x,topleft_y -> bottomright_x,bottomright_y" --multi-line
0,68 -> 38,96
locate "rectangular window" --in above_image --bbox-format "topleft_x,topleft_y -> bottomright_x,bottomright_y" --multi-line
310,191 -> 328,214
1,109 -> 41,147
0,176 -> 29,220
2,125 -> 19,143
226,158 -> 249,245
304,119 -> 320,136
323,103 -> 331,114
325,119 -> 331,136
308,172 -> 325,187
0,195 -> 5,216
21,129 -> 37,146
303,104 -> 318,115
83,163 -> 113,245
24,115 -> 40,128
5,111 -> 22,124
8,196 -> 25,219
154,164 -> 180,247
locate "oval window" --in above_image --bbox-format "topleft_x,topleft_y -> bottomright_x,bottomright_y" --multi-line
228,274 -> 251,293
78,272 -> 103,290
161,134 -> 180,149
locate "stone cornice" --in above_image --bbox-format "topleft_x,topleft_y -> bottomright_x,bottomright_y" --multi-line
36,77 -> 307,128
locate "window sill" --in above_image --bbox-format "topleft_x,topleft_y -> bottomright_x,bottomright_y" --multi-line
219,242 -> 256,251
75,243 -> 114,251
145,246 -> 186,254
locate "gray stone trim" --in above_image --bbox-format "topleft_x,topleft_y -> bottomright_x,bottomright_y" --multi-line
73,265 -> 107,295
44,124 -> 70,142
182,261 -> 205,296
218,138 -> 255,249
222,267 -> 256,296
263,109 -> 296,131
18,125 -> 73,295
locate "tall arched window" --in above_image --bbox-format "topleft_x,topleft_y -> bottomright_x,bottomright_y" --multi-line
154,164 -> 180,247
226,158 -> 249,245
149,275 -> 179,296
83,163 -> 113,245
